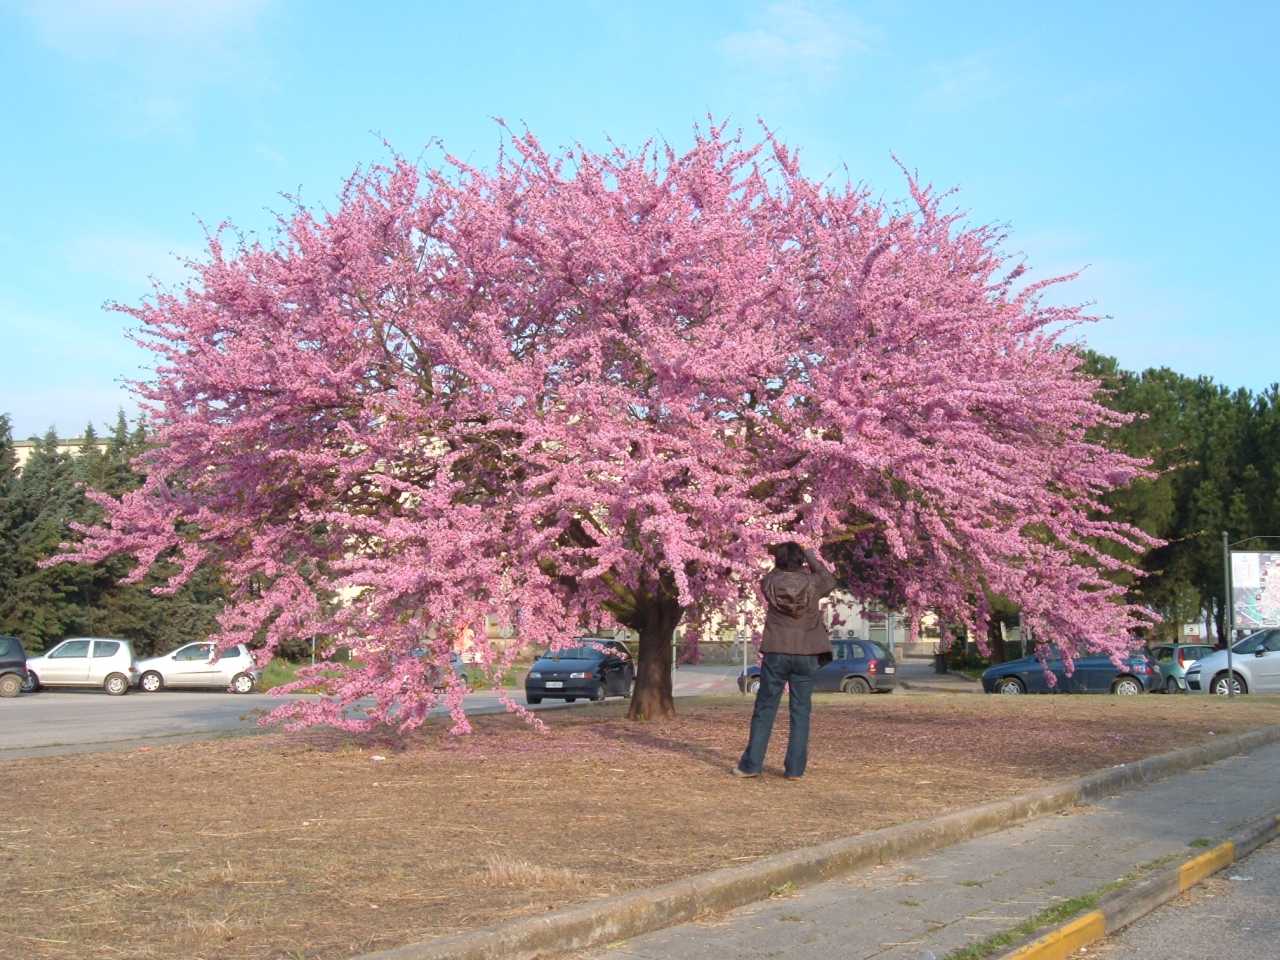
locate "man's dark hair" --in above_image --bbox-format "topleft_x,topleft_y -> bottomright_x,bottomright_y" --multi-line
770,541 -> 806,571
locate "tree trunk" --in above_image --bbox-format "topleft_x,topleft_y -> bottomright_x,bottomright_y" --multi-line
986,619 -> 1007,664
627,593 -> 682,721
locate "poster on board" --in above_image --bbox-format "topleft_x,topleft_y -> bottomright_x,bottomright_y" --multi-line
1231,551 -> 1280,630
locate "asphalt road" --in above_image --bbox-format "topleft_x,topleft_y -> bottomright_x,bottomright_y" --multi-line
1091,837 -> 1280,960
0,664 -> 740,758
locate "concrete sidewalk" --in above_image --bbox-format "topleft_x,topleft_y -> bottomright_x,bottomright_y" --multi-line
576,740 -> 1280,960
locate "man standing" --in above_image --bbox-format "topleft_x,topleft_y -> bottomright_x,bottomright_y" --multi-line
735,542 -> 837,781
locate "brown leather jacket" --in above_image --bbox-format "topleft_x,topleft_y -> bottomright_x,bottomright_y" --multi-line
759,566 -> 837,656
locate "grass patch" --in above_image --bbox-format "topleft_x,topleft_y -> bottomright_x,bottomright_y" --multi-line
5,693 -> 1278,960
1188,837 -> 1213,848
942,851 -> 1187,960
944,892 -> 1103,960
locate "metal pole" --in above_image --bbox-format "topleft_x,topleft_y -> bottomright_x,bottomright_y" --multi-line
1222,531 -> 1234,697
741,631 -> 748,696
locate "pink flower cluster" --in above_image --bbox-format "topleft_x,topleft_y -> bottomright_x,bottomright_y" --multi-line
52,121 -> 1157,731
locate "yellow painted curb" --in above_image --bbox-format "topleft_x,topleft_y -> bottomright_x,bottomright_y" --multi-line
1178,842 -> 1235,891
1005,910 -> 1106,960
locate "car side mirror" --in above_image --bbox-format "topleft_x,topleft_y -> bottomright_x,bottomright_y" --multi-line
1256,649 -> 1268,658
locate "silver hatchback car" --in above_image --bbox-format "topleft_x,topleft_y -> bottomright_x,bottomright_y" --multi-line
135,642 -> 260,694
23,637 -> 138,695
1184,629 -> 1280,695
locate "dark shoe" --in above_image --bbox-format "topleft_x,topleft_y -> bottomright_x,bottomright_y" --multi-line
732,766 -> 761,778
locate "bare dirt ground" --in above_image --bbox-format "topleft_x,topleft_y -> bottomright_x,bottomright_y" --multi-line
5,693 -> 1280,960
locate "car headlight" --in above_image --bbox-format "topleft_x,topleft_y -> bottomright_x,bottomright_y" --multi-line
528,672 -> 541,679
570,671 -> 593,679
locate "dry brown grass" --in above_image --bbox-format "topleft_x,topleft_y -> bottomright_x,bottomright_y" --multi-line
4,692 -> 1280,960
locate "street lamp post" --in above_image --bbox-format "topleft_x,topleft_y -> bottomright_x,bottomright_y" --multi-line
1221,532 -> 1280,698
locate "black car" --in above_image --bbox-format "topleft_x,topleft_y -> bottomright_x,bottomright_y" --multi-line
0,635 -> 29,698
737,638 -> 897,695
981,650 -> 1158,695
525,638 -> 634,704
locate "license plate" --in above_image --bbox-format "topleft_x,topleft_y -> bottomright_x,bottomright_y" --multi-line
883,666 -> 896,674
546,681 -> 563,688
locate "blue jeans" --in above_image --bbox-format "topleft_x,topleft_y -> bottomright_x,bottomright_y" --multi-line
738,653 -> 818,777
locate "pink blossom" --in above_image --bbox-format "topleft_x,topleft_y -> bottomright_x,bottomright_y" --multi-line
50,121 -> 1158,730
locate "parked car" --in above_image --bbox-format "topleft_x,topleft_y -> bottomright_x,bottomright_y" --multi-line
135,642 -> 261,694
0,635 -> 29,698
1184,629 -> 1280,695
525,638 -> 634,704
737,639 -> 897,695
1148,642 -> 1216,693
407,648 -> 468,691
981,649 -> 1158,695
23,637 -> 138,695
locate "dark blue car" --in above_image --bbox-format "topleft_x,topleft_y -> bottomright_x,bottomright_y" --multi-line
525,638 -> 635,704
737,638 -> 896,695
981,649 -> 1158,695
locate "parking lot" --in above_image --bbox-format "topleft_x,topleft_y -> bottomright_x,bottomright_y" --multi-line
0,664 -> 741,758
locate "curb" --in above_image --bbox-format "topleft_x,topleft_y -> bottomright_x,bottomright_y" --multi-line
355,725 -> 1280,960
998,809 -> 1280,960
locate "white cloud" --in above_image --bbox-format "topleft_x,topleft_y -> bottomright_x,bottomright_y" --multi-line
22,0 -> 268,55
720,1 -> 873,82
64,232 -> 203,293
16,0 -> 272,133
919,53 -> 1002,111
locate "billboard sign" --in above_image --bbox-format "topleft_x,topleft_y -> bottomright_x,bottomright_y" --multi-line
1231,550 -> 1280,630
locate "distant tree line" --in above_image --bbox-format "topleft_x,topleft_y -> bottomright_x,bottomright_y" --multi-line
0,412 -> 227,655
3,351 -> 1278,658
1083,353 -> 1280,644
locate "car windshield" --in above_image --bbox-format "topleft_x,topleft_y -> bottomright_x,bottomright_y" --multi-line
0,636 -> 17,658
541,645 -> 605,660
1231,631 -> 1277,655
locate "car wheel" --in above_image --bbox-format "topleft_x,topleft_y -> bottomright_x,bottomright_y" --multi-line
527,695 -> 542,705
140,671 -> 164,693
995,677 -> 1025,695
566,697 -> 577,703
0,674 -> 22,698
21,671 -> 39,693
842,677 -> 872,695
623,675 -> 634,699
103,673 -> 130,696
1165,676 -> 1179,694
1111,677 -> 1143,696
746,677 -> 761,695
593,682 -> 608,702
230,672 -> 255,694
1211,672 -> 1247,696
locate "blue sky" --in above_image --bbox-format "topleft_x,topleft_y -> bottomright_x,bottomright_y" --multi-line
2,0 -> 1277,440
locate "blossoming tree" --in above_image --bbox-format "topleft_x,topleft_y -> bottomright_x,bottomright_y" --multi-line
55,123 -> 1156,730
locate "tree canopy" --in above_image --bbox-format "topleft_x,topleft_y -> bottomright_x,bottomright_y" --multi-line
1084,354 -> 1280,642
54,123 -> 1156,730
0,414 -> 224,655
